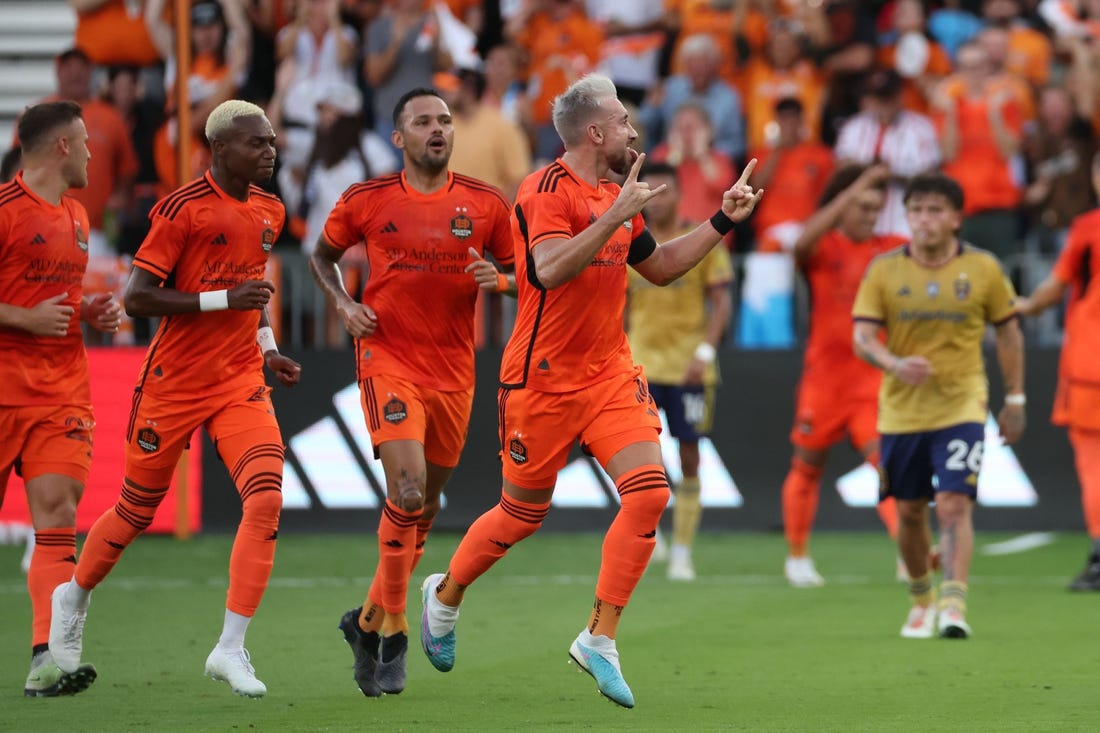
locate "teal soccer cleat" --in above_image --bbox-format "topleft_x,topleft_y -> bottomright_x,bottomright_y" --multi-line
420,574 -> 456,672
568,637 -> 635,709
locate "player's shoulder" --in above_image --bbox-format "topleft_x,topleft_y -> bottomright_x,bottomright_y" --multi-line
958,241 -> 1007,270
150,175 -> 218,221
248,184 -> 284,210
526,160 -> 574,196
866,242 -> 910,269
1069,206 -> 1100,234
450,172 -> 510,209
340,172 -> 402,205
0,177 -> 29,216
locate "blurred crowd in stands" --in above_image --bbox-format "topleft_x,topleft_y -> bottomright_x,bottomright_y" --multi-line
7,0 -> 1098,348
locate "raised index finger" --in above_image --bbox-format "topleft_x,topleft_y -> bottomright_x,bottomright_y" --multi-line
625,150 -> 646,182
467,247 -> 483,261
735,158 -> 758,187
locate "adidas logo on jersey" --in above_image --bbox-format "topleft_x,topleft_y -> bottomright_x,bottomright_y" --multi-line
30,233 -> 46,245
211,233 -> 228,245
380,221 -> 398,234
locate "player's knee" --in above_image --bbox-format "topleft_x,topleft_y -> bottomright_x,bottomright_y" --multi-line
623,484 -> 671,519
898,501 -> 925,526
396,487 -> 426,513
242,488 -> 282,523
934,494 -> 969,525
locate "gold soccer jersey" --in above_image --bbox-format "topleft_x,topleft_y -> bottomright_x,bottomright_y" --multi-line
852,244 -> 1017,433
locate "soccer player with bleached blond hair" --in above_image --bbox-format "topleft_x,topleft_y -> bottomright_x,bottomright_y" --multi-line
49,99 -> 301,698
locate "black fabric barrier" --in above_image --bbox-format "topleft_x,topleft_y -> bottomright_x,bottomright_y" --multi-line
202,348 -> 1081,534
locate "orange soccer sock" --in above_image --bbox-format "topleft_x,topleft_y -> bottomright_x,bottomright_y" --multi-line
75,478 -> 168,590
28,528 -> 76,648
409,516 -> 435,575
781,457 -> 823,557
1070,429 -> 1100,540
447,494 -> 549,587
595,465 -> 670,608
374,499 -> 422,616
225,439 -> 284,618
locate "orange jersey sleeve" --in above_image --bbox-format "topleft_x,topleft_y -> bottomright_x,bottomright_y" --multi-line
0,175 -> 91,405
500,160 -> 647,392
802,230 -> 905,400
1054,209 -> 1100,383
131,173 -> 285,398
322,171 -> 514,391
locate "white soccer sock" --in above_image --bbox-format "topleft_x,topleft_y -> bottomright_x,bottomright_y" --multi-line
217,609 -> 251,650
63,578 -> 92,611
426,589 -> 459,638
576,629 -> 620,670
669,544 -> 691,563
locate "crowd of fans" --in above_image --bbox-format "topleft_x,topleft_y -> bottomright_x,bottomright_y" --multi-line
8,0 -> 1099,346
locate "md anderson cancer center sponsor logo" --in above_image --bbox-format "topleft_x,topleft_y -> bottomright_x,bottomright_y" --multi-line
384,246 -> 471,275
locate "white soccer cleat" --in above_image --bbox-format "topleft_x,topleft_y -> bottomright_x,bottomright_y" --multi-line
896,556 -> 910,582
784,556 -> 825,588
937,606 -> 971,639
49,582 -> 88,673
667,553 -> 696,582
900,604 -> 936,639
204,646 -> 267,698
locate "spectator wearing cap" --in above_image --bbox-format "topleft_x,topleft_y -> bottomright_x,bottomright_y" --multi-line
17,47 -> 139,258
70,0 -> 161,68
932,39 -> 1024,258
834,68 -> 940,237
147,0 -> 252,191
877,0 -> 954,116
439,66 -> 532,202
639,33 -> 745,163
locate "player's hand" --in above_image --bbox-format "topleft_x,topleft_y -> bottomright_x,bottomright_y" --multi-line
465,247 -> 502,292
683,358 -> 706,386
610,151 -> 667,221
82,292 -> 122,333
228,280 -> 275,310
890,355 -> 933,385
338,299 -> 378,338
265,352 -> 302,388
720,158 -> 764,223
24,292 -> 74,337
997,403 -> 1025,445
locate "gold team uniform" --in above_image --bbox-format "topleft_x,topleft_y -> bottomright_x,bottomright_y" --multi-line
626,242 -> 732,439
852,243 -> 1017,499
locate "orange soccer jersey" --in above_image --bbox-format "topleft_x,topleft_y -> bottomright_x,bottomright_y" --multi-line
500,159 -> 650,393
322,171 -> 514,391
131,172 -> 285,397
801,230 -> 906,397
0,174 -> 91,405
1052,209 -> 1100,429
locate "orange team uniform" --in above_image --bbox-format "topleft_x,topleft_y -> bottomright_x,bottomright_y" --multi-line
739,59 -> 825,150
322,171 -> 514,466
124,172 -> 286,484
792,230 -> 906,450
0,176 -> 92,652
0,175 -> 93,486
514,10 -> 603,127
876,42 -> 953,116
499,159 -> 661,489
1006,25 -> 1053,87
1052,208 -> 1100,539
749,141 -> 834,251
935,84 -> 1024,215
74,0 -> 161,67
154,54 -> 231,194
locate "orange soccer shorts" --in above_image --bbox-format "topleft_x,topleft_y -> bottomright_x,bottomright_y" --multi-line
1052,375 -> 1100,431
0,403 -> 94,485
499,366 -> 662,489
124,383 -> 281,487
790,376 -> 878,453
359,374 -> 474,468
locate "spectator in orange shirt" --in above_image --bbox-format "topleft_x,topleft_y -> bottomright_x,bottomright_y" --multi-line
69,0 -> 161,68
982,0 -> 1054,87
1017,153 -> 1100,591
740,18 -> 825,150
749,97 -> 834,252
20,48 -> 140,258
878,0 -> 954,115
976,24 -> 1037,121
507,0 -> 603,163
933,40 -> 1023,259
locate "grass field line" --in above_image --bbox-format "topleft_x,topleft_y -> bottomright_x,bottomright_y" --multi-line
0,571 -> 1074,596
980,531 -> 1057,555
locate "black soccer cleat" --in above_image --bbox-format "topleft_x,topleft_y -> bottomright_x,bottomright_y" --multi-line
338,608 -> 382,697
376,632 -> 408,694
1068,555 -> 1100,591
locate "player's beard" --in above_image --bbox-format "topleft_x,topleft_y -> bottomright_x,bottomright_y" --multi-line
415,144 -> 451,176
607,146 -> 635,176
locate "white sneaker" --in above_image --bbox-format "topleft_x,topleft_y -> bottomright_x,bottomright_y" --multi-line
650,529 -> 669,564
667,552 -> 696,582
204,646 -> 267,698
49,582 -> 87,673
937,606 -> 971,639
784,556 -> 825,588
900,605 -> 936,639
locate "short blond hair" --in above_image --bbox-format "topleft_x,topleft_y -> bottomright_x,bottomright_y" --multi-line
205,99 -> 267,142
551,73 -> 617,147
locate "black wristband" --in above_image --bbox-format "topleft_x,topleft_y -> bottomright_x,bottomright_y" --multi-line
710,210 -> 735,235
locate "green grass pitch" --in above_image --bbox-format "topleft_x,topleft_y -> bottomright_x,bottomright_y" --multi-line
2,531 -> 1097,732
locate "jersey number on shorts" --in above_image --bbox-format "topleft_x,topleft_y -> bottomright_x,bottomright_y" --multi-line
945,438 -> 983,474
682,392 -> 706,427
